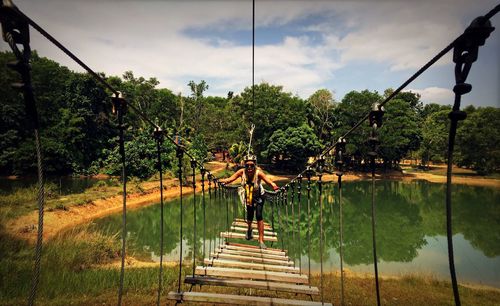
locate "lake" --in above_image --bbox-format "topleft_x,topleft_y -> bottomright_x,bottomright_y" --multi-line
90,179 -> 500,288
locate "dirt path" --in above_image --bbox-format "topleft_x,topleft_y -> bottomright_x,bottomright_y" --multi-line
6,162 -> 226,243
6,163 -> 498,243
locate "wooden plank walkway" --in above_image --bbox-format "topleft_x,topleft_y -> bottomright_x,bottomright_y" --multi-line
221,231 -> 278,242
204,258 -> 300,273
167,217 -> 329,305
230,226 -> 278,236
232,221 -> 273,230
210,252 -> 294,266
168,292 -> 332,306
184,276 -> 319,295
215,248 -> 290,260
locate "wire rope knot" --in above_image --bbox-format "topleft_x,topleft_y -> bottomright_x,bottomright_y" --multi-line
368,103 -> 384,158
453,16 -> 494,84
153,127 -> 164,142
112,92 -> 127,120
335,137 -> 347,174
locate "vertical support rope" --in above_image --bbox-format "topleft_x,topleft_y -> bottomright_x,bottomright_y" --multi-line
115,95 -> 128,306
318,158 -> 325,305
306,167 -> 312,285
3,20 -> 46,306
368,103 -> 383,306
277,194 -> 285,251
28,129 -> 45,306
290,184 -> 296,267
191,159 -> 197,276
338,173 -> 345,306
201,168 -> 206,262
284,190 -> 289,252
370,155 -> 381,306
336,137 -> 347,306
252,0 -> 255,111
208,175 -> 212,258
154,131 -> 165,306
297,176 -> 303,274
176,148 -> 184,293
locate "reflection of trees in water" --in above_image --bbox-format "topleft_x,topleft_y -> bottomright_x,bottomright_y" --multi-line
92,193 -> 237,261
93,181 -> 500,264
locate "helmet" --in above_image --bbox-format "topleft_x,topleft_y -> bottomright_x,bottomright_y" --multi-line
244,154 -> 257,163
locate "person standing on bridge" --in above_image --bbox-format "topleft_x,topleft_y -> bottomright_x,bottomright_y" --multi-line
220,154 -> 279,249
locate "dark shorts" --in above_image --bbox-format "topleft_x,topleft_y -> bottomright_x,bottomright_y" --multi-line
246,197 -> 264,222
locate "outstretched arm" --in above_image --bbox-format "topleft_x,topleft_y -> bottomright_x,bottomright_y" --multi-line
219,169 -> 244,185
259,171 -> 279,191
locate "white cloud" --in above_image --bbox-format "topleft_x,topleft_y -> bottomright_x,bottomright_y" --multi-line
2,0 -> 497,101
406,87 -> 454,105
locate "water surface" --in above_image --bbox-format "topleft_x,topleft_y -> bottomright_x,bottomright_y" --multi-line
91,180 -> 500,288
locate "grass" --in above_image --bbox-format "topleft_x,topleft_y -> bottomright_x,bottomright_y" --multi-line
0,178 -> 157,222
1,224 -> 499,306
402,164 -> 500,179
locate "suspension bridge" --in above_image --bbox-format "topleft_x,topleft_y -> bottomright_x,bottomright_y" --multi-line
0,0 -> 498,305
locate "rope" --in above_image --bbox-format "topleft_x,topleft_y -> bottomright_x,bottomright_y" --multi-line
201,168 -> 206,262
27,129 -> 45,306
297,176 -> 303,274
2,20 -> 46,306
306,168 -> 312,285
318,159 -> 325,305
338,172 -> 345,306
155,131 -> 165,306
191,160 -> 197,276
176,148 -> 184,293
276,195 -> 285,251
252,0 -> 255,111
370,155 -> 381,306
290,184 -> 296,267
115,96 -> 127,306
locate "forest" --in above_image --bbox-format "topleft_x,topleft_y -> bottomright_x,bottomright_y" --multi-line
1,51 -> 498,178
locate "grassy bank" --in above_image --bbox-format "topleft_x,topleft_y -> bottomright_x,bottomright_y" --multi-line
1,225 -> 499,306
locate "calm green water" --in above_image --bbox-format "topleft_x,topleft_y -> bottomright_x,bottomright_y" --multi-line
91,180 -> 500,288
0,177 -> 110,195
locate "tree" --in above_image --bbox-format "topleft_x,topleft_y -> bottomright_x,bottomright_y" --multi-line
378,99 -> 421,167
419,109 -> 451,166
333,90 -> 382,169
264,124 -> 322,170
306,89 -> 336,144
456,107 -> 500,174
232,82 -> 307,162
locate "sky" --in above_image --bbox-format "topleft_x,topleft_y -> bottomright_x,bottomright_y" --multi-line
1,0 -> 499,107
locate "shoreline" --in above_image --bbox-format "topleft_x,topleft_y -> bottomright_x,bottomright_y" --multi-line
4,165 -> 499,243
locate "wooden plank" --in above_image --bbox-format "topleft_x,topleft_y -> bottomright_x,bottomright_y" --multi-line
230,226 -> 277,236
223,244 -> 286,255
235,218 -> 271,225
195,266 -> 308,284
221,232 -> 278,242
204,259 -> 300,273
216,248 -> 289,261
167,291 -> 331,306
225,242 -> 284,252
184,276 -> 320,295
210,252 -> 294,266
232,221 -> 273,230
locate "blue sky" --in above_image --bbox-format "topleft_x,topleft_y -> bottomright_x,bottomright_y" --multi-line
2,0 -> 499,107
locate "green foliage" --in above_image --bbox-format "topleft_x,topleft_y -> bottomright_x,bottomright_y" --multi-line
100,130 -> 176,180
306,89 -> 336,144
456,107 -> 500,174
229,141 -> 249,164
264,124 -> 322,169
419,109 -> 451,164
379,99 -> 421,166
233,82 -> 307,162
1,51 -> 498,177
